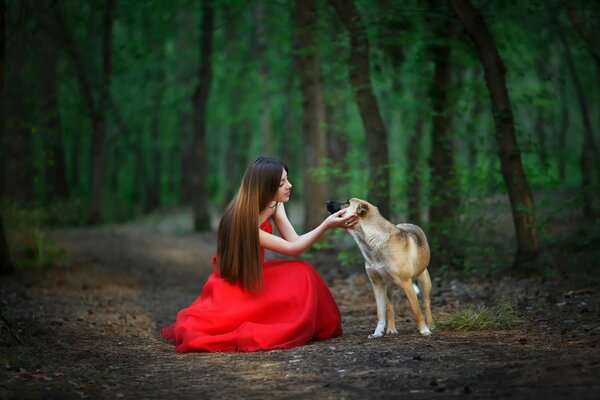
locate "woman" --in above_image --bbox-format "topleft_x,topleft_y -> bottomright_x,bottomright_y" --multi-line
161,156 -> 357,352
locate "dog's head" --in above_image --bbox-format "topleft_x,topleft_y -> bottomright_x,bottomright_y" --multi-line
326,198 -> 375,219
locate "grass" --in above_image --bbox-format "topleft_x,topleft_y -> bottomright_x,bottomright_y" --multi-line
436,300 -> 523,331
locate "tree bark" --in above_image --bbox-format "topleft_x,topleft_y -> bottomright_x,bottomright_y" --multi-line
176,9 -> 195,204
557,27 -> 597,218
557,61 -> 569,183
406,118 -> 424,225
41,41 -> 68,204
255,1 -> 273,155
449,0 -> 540,271
192,0 -> 214,231
294,0 -> 329,231
329,0 -> 391,218
3,9 -> 33,205
88,0 -> 115,224
51,0 -> 115,224
1,0 -> 14,275
427,8 -> 463,268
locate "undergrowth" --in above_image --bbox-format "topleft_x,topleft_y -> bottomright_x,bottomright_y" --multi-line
436,300 -> 523,331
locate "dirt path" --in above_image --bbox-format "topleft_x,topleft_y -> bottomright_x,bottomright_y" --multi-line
1,223 -> 599,399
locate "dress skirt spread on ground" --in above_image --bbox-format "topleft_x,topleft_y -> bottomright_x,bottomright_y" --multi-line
161,219 -> 342,352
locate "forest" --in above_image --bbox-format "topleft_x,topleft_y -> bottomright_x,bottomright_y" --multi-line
1,1 -> 600,398
1,0 -> 598,276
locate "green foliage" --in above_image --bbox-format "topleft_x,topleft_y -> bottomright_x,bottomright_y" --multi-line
437,300 -> 523,331
2,0 -> 599,280
2,204 -> 68,269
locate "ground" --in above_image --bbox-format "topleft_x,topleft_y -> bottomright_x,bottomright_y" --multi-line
1,212 -> 599,399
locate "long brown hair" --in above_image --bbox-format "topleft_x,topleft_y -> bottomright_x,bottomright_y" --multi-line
216,156 -> 288,292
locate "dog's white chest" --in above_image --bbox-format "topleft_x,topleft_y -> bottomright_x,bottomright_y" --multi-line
348,227 -> 388,266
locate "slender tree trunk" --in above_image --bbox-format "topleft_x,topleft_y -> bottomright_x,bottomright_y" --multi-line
3,26 -> 32,205
176,10 -> 194,204
557,27 -> 597,218
0,0 -> 14,275
192,0 -> 214,231
558,61 -> 569,183
326,90 -> 349,202
145,14 -> 164,213
281,71 -> 298,173
568,10 -> 600,75
329,0 -> 390,218
449,0 -> 540,271
49,0 -> 116,223
428,10 -> 463,268
294,0 -> 329,231
222,19 -> 250,206
406,118 -> 424,225
255,1 -> 273,155
88,0 -> 115,224
42,42 -> 68,204
535,108 -> 549,173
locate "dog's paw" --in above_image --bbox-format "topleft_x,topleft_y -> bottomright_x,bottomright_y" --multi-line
368,332 -> 384,339
386,327 -> 398,335
419,327 -> 432,336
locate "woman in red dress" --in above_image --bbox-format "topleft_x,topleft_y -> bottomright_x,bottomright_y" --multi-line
161,156 -> 357,352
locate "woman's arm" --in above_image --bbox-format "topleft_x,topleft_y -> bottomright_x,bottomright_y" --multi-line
259,208 -> 355,257
272,203 -> 299,242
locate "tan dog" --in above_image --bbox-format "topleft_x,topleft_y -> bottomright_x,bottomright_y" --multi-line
326,198 -> 433,337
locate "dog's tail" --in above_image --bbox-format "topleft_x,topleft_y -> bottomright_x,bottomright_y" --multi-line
413,282 -> 420,296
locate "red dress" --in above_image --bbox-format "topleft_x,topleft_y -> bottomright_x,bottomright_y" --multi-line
161,219 -> 342,352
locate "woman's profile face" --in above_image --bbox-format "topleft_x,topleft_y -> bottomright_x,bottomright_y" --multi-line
273,168 -> 292,203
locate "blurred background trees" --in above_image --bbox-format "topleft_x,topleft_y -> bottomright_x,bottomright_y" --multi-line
1,0 -> 598,275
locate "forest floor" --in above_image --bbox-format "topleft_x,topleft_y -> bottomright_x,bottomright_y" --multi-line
1,205 -> 600,399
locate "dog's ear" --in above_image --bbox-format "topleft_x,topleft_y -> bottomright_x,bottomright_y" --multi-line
357,203 -> 369,216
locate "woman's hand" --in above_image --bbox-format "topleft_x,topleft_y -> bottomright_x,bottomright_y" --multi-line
325,209 -> 358,229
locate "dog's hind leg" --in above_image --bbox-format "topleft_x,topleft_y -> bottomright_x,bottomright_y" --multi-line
416,269 -> 434,329
385,286 -> 398,334
368,283 -> 387,339
397,277 -> 431,336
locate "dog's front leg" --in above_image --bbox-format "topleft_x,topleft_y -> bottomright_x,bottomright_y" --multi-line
369,282 -> 388,339
385,286 -> 398,334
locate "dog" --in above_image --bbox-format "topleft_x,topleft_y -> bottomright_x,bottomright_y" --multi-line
326,198 -> 433,337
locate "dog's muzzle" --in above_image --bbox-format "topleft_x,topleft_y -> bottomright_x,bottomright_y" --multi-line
326,200 -> 343,214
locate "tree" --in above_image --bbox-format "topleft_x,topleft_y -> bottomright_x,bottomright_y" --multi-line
329,0 -> 391,218
51,0 -> 116,224
191,0 -> 214,231
1,0 -> 13,275
294,0 -> 329,231
427,4 -> 463,268
556,18 -> 597,218
449,0 -> 540,271
90,0 -> 116,224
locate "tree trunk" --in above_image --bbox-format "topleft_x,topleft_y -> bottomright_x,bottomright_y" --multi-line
428,9 -> 463,268
329,0 -> 390,218
41,42 -> 68,204
191,0 -> 214,231
3,17 -> 33,205
557,27 -> 597,218
88,0 -> 116,224
449,0 -> 540,272
176,9 -> 195,204
294,0 -> 329,231
557,61 -> 569,183
0,0 -> 14,275
255,1 -> 273,155
50,0 -> 116,223
406,118 -> 424,225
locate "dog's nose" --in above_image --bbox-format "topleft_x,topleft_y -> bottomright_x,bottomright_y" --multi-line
326,200 -> 342,214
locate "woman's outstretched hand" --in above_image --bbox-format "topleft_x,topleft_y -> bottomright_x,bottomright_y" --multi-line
325,209 -> 358,229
